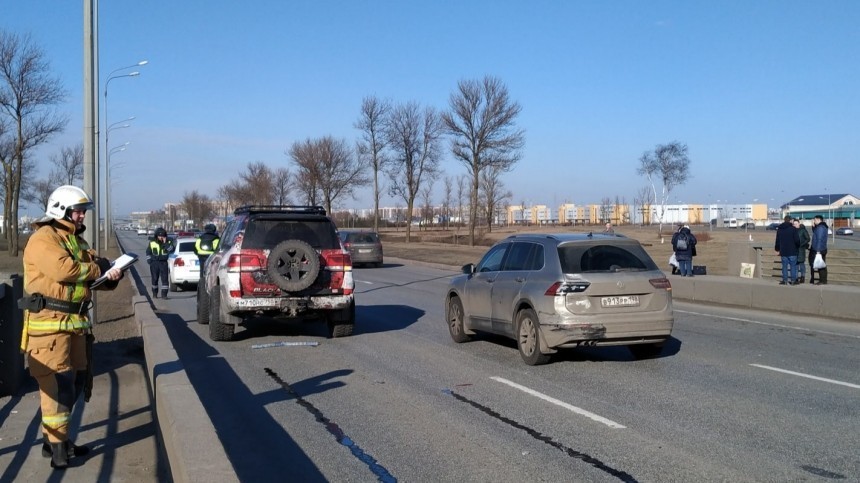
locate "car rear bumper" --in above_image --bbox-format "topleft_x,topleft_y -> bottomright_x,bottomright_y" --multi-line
539,313 -> 674,349
227,294 -> 354,315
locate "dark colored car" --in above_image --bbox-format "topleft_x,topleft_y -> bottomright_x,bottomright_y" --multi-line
766,222 -> 779,230
338,230 -> 383,267
740,222 -> 756,230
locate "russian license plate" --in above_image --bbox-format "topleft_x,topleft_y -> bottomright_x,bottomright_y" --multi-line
600,295 -> 640,307
359,249 -> 372,253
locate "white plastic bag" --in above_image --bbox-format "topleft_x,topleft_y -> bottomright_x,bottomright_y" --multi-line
669,253 -> 679,268
813,253 -> 826,270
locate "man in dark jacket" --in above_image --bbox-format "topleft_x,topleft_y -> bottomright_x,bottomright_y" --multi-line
793,219 -> 810,284
671,225 -> 697,277
774,215 -> 800,285
146,227 -> 175,298
809,215 -> 829,285
194,223 -> 220,275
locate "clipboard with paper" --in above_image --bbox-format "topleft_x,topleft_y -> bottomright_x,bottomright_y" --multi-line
90,252 -> 138,288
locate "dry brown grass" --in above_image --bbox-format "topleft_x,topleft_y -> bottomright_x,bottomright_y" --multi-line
379,224 -> 767,275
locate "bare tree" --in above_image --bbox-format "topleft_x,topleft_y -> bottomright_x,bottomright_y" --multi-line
289,136 -> 367,215
51,143 -> 83,185
0,31 -> 67,254
181,190 -> 215,227
455,174 -> 467,235
479,163 -> 512,232
419,179 -> 435,230
385,102 -> 443,243
354,96 -> 390,231
442,175 -> 454,230
272,167 -> 291,205
218,162 -> 275,207
442,75 -> 524,246
634,185 -> 652,225
599,197 -> 612,224
637,141 -> 691,232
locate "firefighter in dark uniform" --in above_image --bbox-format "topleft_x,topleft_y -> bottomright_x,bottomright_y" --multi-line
194,223 -> 220,275
146,227 -> 174,298
21,185 -> 123,469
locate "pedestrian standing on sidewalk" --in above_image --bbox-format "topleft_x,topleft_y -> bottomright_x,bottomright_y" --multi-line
774,215 -> 800,285
809,215 -> 829,285
793,218 -> 810,284
20,185 -> 123,470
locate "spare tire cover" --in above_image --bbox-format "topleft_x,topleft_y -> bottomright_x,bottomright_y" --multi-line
267,239 -> 321,292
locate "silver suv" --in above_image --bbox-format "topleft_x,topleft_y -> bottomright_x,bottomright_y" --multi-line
444,233 -> 674,365
197,205 -> 355,341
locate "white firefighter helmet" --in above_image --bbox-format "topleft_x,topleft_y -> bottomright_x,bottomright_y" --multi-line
45,185 -> 94,220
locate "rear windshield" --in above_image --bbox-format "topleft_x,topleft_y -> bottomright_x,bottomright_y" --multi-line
178,241 -> 196,253
345,232 -> 379,244
558,243 -> 658,273
242,218 -> 339,250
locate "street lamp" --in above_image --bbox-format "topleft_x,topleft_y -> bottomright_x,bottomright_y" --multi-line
105,119 -> 133,249
103,60 -> 146,247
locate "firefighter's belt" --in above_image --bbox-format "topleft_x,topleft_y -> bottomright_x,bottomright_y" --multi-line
18,293 -> 92,315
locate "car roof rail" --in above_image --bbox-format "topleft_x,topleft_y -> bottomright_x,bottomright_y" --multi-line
233,205 -> 327,216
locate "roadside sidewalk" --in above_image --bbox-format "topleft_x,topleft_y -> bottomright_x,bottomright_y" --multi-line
0,343 -> 162,481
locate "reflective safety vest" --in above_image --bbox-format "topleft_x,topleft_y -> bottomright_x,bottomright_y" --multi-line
195,237 -> 219,255
149,240 -> 168,255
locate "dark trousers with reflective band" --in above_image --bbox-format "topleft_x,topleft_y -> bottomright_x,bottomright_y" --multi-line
27,333 -> 87,443
808,250 -> 827,284
150,261 -> 169,295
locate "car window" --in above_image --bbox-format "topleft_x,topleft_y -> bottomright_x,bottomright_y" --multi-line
243,219 -> 339,249
178,241 -> 196,253
348,233 -> 379,244
502,242 -> 542,271
219,217 -> 245,251
558,243 -> 658,273
476,243 -> 508,273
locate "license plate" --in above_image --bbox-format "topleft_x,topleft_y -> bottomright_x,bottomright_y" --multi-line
600,295 -> 640,307
359,249 -> 372,253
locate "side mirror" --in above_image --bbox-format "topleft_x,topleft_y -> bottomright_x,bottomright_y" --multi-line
461,263 -> 475,275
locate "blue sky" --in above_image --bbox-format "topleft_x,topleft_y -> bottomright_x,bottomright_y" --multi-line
3,1 -> 858,217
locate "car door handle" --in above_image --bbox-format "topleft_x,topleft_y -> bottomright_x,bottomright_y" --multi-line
514,277 -> 525,283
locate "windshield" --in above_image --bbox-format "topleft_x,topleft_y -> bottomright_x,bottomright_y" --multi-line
558,243 -> 658,273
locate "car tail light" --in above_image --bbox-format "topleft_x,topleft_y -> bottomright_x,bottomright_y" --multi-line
545,281 -> 590,296
649,278 -> 672,290
321,249 -> 353,295
174,258 -> 185,267
228,250 -> 264,273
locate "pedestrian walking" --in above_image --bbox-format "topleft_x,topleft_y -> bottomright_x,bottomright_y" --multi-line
671,224 -> 697,276
793,218 -> 810,284
20,185 -> 124,470
809,215 -> 829,285
146,227 -> 174,298
774,215 -> 800,285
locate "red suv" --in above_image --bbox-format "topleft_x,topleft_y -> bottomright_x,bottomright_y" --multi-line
197,205 -> 355,341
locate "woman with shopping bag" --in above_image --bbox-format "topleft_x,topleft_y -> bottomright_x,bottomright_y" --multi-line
809,215 -> 828,285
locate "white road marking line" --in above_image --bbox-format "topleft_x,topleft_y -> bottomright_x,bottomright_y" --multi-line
355,280 -> 374,284
750,364 -> 860,389
491,377 -> 626,429
676,309 -> 860,339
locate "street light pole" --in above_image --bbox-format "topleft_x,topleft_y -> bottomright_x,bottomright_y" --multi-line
104,119 -> 132,249
103,60 -> 146,248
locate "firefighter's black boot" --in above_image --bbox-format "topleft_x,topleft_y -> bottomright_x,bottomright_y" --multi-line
42,440 -> 90,458
49,442 -> 68,469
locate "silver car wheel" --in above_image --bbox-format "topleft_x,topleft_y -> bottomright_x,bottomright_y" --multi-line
517,308 -> 550,365
447,296 -> 471,343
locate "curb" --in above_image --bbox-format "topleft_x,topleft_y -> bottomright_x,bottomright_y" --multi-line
134,294 -> 238,483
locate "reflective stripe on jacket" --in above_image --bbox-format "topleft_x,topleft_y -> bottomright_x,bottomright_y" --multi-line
194,236 -> 219,255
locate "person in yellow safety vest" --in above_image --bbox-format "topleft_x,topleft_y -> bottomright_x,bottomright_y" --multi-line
146,227 -> 174,298
20,185 -> 124,470
193,223 -> 220,275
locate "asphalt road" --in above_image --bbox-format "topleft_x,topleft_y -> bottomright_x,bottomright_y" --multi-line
121,232 -> 860,482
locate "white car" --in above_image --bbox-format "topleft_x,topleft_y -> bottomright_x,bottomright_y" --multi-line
168,237 -> 201,291
137,227 -> 147,236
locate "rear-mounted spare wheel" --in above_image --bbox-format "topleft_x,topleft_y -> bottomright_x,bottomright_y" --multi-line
267,239 -> 321,292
